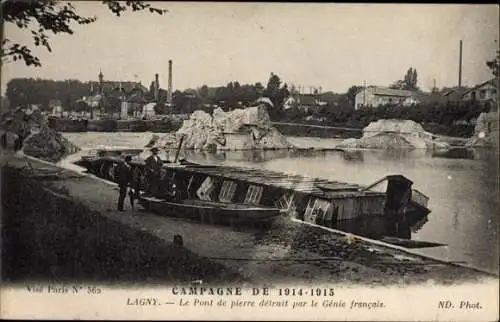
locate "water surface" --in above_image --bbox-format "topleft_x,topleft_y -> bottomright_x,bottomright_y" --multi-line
62,133 -> 499,274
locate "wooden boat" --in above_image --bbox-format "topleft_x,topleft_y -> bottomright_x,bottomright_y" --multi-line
138,195 -> 282,225
76,149 -> 432,240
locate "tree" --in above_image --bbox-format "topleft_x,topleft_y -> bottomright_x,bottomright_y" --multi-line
404,67 -> 418,90
149,81 -> 156,94
1,1 -> 167,67
390,67 -> 419,91
279,83 -> 290,104
5,77 -> 91,110
198,85 -> 209,99
389,80 -> 406,90
264,73 -> 281,98
346,85 -> 363,106
263,73 -> 289,108
254,82 -> 264,97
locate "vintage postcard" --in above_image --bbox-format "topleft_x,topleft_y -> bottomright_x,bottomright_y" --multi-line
1,1 -> 499,320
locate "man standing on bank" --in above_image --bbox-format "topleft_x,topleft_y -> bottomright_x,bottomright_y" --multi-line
116,155 -> 133,211
145,147 -> 163,195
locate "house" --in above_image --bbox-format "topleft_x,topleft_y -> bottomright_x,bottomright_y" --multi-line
49,99 -> 63,116
354,86 -> 420,110
461,79 -> 498,104
253,97 -> 274,109
75,71 -> 151,118
283,94 -> 328,112
140,102 -> 157,119
441,87 -> 468,103
93,70 -> 148,95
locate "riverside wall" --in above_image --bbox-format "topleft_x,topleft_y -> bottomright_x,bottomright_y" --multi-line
49,118 -> 184,133
272,122 -> 363,139
49,118 -> 362,138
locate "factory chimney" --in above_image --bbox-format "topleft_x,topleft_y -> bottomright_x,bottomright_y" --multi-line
167,60 -> 173,104
154,73 -> 159,101
458,40 -> 463,88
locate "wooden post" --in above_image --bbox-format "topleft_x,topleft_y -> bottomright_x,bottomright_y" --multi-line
458,40 -> 463,88
174,135 -> 185,163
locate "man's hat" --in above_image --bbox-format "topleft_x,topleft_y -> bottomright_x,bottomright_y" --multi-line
151,147 -> 159,152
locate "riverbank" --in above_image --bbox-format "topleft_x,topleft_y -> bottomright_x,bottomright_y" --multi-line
49,117 -> 476,147
2,154 -> 496,285
48,118 -> 184,133
1,155 -> 242,285
272,122 -> 363,139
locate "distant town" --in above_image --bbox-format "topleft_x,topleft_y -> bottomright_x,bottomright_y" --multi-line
1,42 -> 499,139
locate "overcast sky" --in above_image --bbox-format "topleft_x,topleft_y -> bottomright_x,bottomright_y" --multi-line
2,2 -> 499,94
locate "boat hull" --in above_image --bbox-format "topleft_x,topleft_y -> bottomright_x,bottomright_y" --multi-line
75,151 -> 432,240
138,196 -> 281,226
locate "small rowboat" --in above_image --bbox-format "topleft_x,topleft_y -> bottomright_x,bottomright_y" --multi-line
138,196 -> 283,225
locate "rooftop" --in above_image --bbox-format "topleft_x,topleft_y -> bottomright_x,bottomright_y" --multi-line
462,79 -> 498,97
93,80 -> 148,93
362,86 -> 420,97
288,94 -> 328,106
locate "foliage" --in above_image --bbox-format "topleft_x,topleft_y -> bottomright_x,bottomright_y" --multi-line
389,80 -> 405,90
1,0 -> 167,67
5,77 -> 149,115
263,73 -> 289,108
6,77 -> 90,110
169,81 -> 265,114
390,67 -> 419,91
198,85 -> 209,99
172,90 -> 198,114
165,77 -> 284,115
346,85 -> 363,106
4,77 -> 270,116
261,73 -> 289,120
281,96 -> 487,137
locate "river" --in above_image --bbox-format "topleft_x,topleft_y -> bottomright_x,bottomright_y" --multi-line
62,132 -> 499,275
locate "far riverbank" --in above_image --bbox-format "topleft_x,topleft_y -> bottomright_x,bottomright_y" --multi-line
60,132 -> 499,275
49,117 -> 473,142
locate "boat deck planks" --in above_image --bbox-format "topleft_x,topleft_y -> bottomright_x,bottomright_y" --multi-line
178,164 -> 382,198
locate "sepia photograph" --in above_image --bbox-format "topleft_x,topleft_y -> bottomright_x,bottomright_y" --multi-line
0,1 -> 499,320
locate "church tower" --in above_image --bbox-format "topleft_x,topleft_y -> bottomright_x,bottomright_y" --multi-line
98,69 -> 105,116
98,69 -> 104,94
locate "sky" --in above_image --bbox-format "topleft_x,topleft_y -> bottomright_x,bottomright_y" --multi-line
2,2 -> 499,94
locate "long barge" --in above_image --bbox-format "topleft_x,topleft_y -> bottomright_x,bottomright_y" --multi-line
75,150 -> 431,241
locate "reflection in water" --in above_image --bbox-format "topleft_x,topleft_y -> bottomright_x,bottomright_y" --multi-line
342,150 -> 364,162
432,148 -> 476,160
208,145 -> 498,274
182,149 -> 295,164
453,210 -> 459,230
373,148 -> 420,160
62,133 -> 499,275
411,216 -> 429,233
249,146 -> 498,275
